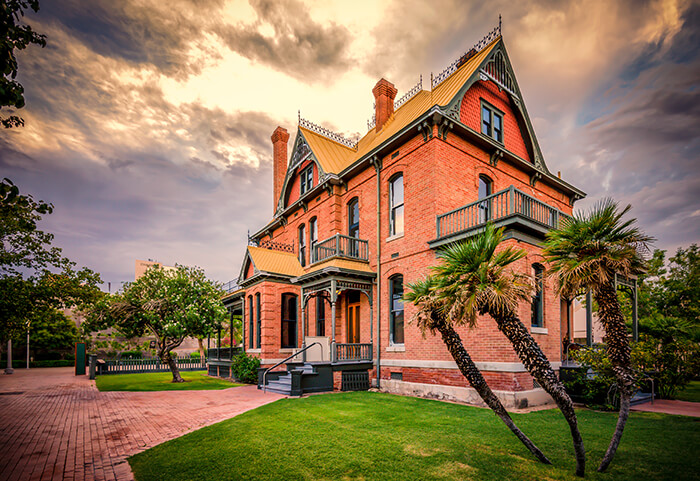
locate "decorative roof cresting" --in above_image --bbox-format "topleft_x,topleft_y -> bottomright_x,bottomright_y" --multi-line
299,113 -> 357,149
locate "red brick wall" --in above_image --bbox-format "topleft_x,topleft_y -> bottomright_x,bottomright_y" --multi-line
283,158 -> 318,208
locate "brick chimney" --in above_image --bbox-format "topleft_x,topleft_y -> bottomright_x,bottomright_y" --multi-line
271,126 -> 290,213
372,78 -> 398,132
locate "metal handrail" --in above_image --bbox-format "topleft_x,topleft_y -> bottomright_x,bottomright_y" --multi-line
262,342 -> 321,393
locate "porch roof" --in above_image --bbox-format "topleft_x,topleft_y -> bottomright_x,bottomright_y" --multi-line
248,246 -> 305,278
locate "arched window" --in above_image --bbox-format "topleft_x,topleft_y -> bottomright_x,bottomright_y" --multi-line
298,224 -> 306,267
281,293 -> 298,348
309,217 -> 318,263
248,295 -> 254,349
300,164 -> 314,195
531,264 -> 544,328
255,293 -> 261,348
389,275 -> 404,344
348,198 -> 360,257
478,175 -> 493,223
389,174 -> 404,236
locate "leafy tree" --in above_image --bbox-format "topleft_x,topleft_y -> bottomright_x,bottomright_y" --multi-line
1,0 -> 47,128
543,199 -> 653,472
405,275 -> 551,465
12,306 -> 78,358
431,225 -> 586,477
87,265 -> 227,382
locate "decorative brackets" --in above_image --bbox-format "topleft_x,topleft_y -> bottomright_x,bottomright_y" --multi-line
489,149 -> 503,167
418,120 -> 433,142
569,193 -> 583,207
438,119 -> 454,140
529,171 -> 542,187
369,155 -> 382,171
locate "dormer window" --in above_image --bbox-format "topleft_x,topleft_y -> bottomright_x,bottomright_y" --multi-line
300,165 -> 314,195
481,102 -> 503,143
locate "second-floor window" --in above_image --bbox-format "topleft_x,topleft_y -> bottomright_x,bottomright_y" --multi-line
390,174 -> 404,236
310,217 -> 318,263
298,224 -> 306,267
300,165 -> 314,195
478,175 -> 492,223
531,264 -> 544,328
481,103 -> 503,143
348,198 -> 360,257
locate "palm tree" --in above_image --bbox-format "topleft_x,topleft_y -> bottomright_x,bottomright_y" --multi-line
405,277 -> 551,465
432,224 -> 586,477
543,199 -> 653,472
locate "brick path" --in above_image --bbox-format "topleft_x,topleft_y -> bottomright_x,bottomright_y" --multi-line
631,399 -> 700,417
0,368 -> 283,481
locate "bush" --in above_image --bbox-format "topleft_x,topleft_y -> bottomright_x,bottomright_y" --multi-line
563,346 -> 618,410
190,351 -> 204,358
232,352 -> 260,384
120,350 -> 143,359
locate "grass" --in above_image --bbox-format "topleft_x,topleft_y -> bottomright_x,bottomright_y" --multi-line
675,380 -> 700,403
129,392 -> 699,481
95,371 -> 242,392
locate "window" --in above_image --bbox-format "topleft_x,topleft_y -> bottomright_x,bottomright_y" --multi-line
531,264 -> 544,328
255,293 -> 261,348
281,293 -> 298,348
300,165 -> 314,195
389,174 -> 404,236
298,224 -> 306,267
481,103 -> 503,143
310,217 -> 318,263
348,198 -> 360,257
389,275 -> 404,344
316,296 -> 325,336
478,175 -> 493,223
248,296 -> 254,349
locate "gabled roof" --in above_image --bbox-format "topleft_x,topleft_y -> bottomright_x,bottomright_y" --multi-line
243,246 -> 305,279
295,37 -> 500,176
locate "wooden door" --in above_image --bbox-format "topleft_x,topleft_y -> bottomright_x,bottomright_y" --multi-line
347,302 -> 360,343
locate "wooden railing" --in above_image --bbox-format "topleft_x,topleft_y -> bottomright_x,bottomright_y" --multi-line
313,234 -> 369,263
333,343 -> 373,363
436,185 -> 568,239
98,356 -> 207,375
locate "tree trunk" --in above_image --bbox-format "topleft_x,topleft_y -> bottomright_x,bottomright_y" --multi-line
437,320 -> 551,465
594,281 -> 635,472
163,351 -> 184,383
491,311 -> 585,477
198,338 -> 205,357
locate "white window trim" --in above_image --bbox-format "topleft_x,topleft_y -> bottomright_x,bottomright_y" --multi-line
531,327 -> 548,335
386,345 -> 405,352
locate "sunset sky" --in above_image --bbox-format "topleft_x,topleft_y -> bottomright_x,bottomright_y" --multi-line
1,0 -> 698,288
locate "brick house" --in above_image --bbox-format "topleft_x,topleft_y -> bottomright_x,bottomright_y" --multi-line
220,26 -> 586,407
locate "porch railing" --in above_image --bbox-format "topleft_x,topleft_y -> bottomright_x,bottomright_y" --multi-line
313,234 -> 369,263
333,343 -> 373,363
207,347 -> 243,361
436,185 -> 569,239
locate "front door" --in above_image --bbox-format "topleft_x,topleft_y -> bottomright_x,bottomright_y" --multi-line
347,302 -> 360,343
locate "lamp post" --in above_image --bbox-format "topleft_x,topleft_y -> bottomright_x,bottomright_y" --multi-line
5,339 -> 14,374
26,328 -> 30,369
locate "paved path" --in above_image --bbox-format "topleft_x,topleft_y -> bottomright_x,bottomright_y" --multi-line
0,367 -> 283,481
631,399 -> 700,417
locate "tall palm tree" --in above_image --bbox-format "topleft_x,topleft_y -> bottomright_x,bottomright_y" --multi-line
543,199 -> 653,472
405,277 -> 551,465
432,224 -> 586,477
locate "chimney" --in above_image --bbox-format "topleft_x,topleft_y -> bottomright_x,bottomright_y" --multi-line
271,126 -> 290,213
372,78 -> 398,132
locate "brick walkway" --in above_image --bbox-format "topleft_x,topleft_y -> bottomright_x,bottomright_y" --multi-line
631,399 -> 700,417
0,368 -> 283,481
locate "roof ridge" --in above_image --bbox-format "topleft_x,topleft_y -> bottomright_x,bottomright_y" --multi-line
299,116 -> 358,150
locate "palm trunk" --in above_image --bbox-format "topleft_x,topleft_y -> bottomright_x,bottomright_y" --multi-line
491,311 -> 585,477
594,281 -> 634,472
437,320 -> 551,465
163,351 -> 184,383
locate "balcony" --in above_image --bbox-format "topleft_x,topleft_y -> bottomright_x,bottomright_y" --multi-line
431,185 -> 570,248
313,233 -> 369,264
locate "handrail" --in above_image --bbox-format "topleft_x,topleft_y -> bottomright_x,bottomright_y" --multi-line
262,342 -> 321,393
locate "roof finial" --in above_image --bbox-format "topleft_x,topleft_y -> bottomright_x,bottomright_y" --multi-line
499,14 -> 502,35
298,110 -> 301,124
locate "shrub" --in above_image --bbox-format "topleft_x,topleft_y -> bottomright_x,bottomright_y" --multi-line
190,351 -> 204,358
120,350 -> 143,359
232,352 -> 260,384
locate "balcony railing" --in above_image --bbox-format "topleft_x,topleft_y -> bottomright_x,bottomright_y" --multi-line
333,343 -> 373,363
221,280 -> 240,294
436,185 -> 569,240
313,234 -> 369,263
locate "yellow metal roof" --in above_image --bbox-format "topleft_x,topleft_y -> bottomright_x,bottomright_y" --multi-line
248,246 -> 305,277
305,258 -> 376,275
301,37 -> 500,176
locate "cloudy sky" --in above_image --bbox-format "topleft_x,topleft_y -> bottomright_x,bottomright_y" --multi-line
1,0 -> 698,288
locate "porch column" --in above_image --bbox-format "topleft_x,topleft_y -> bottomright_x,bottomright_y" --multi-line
5,339 -> 13,374
585,289 -> 593,347
331,279 -> 337,363
217,327 -> 221,360
301,288 -> 306,362
369,296 -> 374,346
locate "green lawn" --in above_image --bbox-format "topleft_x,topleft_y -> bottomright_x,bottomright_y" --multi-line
95,371 -> 242,392
129,392 -> 699,481
675,380 -> 700,403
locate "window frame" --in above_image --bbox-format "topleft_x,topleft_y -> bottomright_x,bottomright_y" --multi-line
389,174 -> 404,236
531,264 -> 544,328
298,223 -> 306,267
300,164 -> 314,195
255,293 -> 261,348
348,198 -> 359,238
478,174 -> 493,223
389,275 -> 405,345
248,295 -> 254,349
316,295 -> 325,337
281,293 -> 298,349
309,217 -> 318,263
480,100 -> 504,143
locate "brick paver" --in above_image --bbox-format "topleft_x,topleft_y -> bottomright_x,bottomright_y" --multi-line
0,368 -> 283,480
631,399 -> 700,417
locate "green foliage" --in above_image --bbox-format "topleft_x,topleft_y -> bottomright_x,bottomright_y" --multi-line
11,307 -> 78,355
564,346 -> 618,410
189,351 -> 203,358
85,265 -> 227,375
120,350 -> 143,359
1,0 -> 47,128
232,352 -> 260,384
1,178 -> 103,339
95,371 -> 240,392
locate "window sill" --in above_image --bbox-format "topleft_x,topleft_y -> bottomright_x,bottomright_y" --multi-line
247,348 -> 261,353
386,233 -> 404,243
386,345 -> 405,352
531,327 -> 548,335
